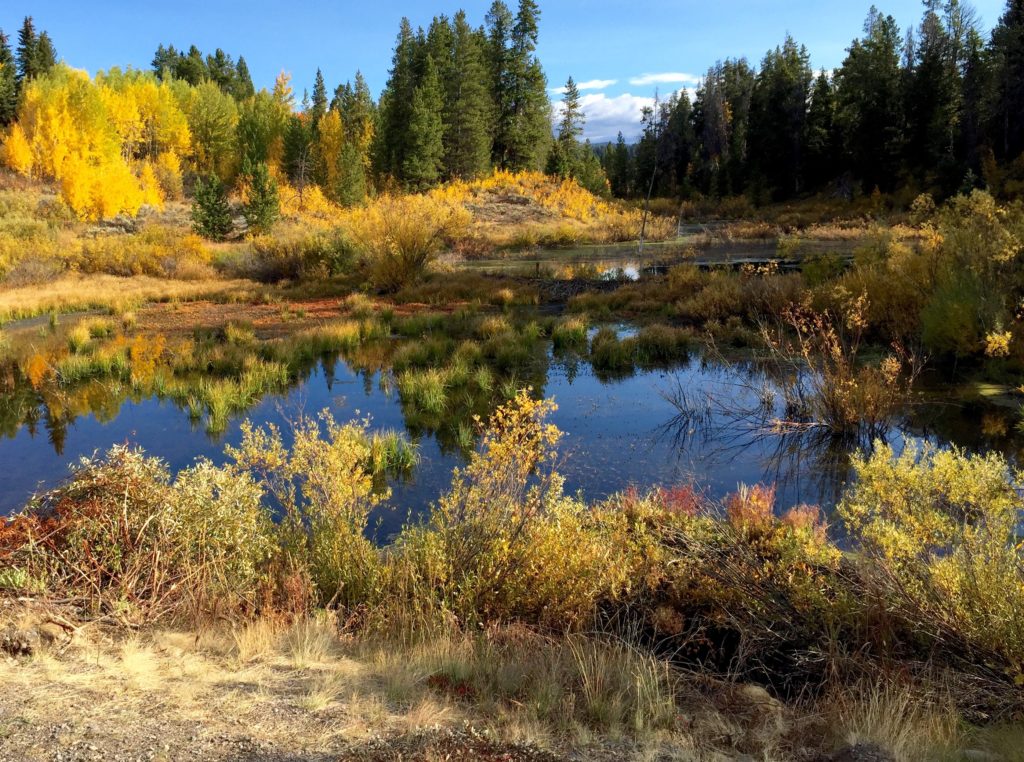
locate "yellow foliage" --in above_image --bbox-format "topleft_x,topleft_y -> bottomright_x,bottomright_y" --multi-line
985,330 -> 1013,358
138,161 -> 164,209
6,66 -> 161,221
2,123 -> 34,176
154,151 -> 183,200
278,182 -> 342,223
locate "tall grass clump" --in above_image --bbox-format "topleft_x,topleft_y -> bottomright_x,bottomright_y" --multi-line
551,315 -> 589,352
397,368 -> 451,414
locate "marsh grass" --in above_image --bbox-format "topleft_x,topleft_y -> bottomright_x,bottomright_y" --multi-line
397,368 -> 450,414
551,315 -> 589,352
368,430 -> 420,476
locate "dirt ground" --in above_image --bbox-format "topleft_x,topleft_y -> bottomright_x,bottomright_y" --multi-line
0,623 -> 567,762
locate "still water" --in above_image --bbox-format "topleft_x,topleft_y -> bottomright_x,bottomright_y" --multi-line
1,341 -> 1020,539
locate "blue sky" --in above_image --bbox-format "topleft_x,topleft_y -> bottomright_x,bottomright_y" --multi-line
1,0 -> 1009,142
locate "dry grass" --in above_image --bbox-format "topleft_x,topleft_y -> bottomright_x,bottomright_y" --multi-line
823,680 -> 964,761
0,273 -> 257,324
3,606 -> 1020,761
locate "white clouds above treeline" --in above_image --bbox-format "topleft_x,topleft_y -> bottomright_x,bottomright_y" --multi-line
549,71 -> 701,143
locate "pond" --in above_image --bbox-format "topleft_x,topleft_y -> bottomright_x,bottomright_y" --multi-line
2,330 -> 1021,541
458,239 -> 860,282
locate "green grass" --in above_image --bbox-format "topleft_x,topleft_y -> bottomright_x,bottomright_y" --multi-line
552,316 -> 589,352
397,368 -> 451,414
368,430 -> 420,476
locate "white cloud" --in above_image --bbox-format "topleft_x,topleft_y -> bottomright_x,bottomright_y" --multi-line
550,78 -> 618,95
578,78 -> 618,91
629,72 -> 701,87
553,92 -> 656,143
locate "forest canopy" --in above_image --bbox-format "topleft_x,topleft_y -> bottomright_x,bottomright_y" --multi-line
1,1 -> 1024,222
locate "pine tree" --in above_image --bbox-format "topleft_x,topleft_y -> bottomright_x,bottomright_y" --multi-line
748,36 -> 812,197
15,17 -> 37,82
607,132 -> 632,197
444,10 -> 492,179
310,68 -> 328,130
835,7 -> 906,192
489,0 -> 550,170
403,55 -> 445,189
903,4 -> 962,187
33,32 -> 56,76
175,45 -> 208,86
958,30 -> 989,178
206,49 -> 236,94
336,142 -> 367,205
241,158 -> 279,234
375,18 -> 419,178
805,71 -> 840,189
283,113 -> 315,190
191,175 -> 233,240
990,0 -> 1024,162
0,30 -> 17,125
152,44 -> 177,79
548,76 -> 584,178
234,57 -> 255,100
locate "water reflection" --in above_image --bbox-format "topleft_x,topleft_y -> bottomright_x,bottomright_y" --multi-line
1,337 -> 1020,529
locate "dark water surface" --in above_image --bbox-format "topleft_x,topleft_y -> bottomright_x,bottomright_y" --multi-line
2,343 -> 1021,538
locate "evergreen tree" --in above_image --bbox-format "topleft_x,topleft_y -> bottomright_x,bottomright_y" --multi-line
548,76 -> 584,178
990,0 -> 1024,162
748,37 -> 812,197
574,139 -> 611,196
34,32 -> 57,75
489,0 -> 550,170
191,175 -> 233,240
175,45 -> 208,86
444,10 -> 492,179
283,113 -> 315,190
403,55 -> 445,189
336,142 -> 368,205
805,71 -> 841,188
375,18 -> 419,178
0,30 -> 17,126
151,44 -> 177,79
903,3 -> 962,187
241,158 -> 280,234
310,68 -> 328,130
206,48 -> 236,94
607,132 -> 632,197
15,17 -> 37,82
234,57 -> 255,100
958,30 -> 990,179
835,7 -> 906,192
654,92 -> 696,196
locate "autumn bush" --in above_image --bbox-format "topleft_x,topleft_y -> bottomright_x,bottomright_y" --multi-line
839,442 -> 1024,682
238,228 -> 355,282
347,193 -> 470,291
75,225 -> 213,278
1,447 -> 274,623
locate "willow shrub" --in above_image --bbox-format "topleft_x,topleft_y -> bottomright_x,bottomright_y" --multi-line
227,411 -> 386,609
347,194 -> 470,291
839,442 -> 1024,680
378,391 -> 644,633
0,447 -> 274,623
